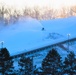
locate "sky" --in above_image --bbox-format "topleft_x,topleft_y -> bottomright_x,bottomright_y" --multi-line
0,0 -> 76,10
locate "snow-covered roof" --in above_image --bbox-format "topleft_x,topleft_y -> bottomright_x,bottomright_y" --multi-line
0,16 -> 76,56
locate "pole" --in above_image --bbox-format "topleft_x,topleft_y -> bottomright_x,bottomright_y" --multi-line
0,41 -> 4,48
31,56 -> 34,75
67,34 -> 70,51
1,41 -> 4,48
1,41 -> 3,48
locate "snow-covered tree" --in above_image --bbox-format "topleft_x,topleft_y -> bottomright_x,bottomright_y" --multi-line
42,48 -> 62,75
4,59 -> 15,75
34,67 -> 43,75
63,51 -> 76,75
18,56 -> 33,75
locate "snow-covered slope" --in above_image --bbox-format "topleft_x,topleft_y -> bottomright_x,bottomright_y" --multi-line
40,16 -> 76,38
0,17 -> 76,56
0,17 -> 44,55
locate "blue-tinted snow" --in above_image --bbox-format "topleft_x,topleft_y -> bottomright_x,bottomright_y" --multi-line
40,16 -> 76,38
0,16 -> 76,56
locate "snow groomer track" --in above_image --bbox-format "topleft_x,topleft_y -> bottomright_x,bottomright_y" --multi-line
11,37 -> 76,59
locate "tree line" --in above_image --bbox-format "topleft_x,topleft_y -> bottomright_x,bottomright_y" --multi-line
0,48 -> 76,75
41,49 -> 76,75
0,48 -> 34,75
0,5 -> 76,25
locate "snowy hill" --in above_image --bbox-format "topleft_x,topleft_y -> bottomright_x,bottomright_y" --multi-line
40,16 -> 76,37
0,17 -> 44,55
0,17 -> 76,56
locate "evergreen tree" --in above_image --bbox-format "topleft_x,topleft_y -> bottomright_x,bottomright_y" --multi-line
34,67 -> 43,75
0,48 -> 14,75
18,56 -> 33,75
42,48 -> 62,75
3,59 -> 15,75
63,51 -> 76,75
0,48 -> 10,60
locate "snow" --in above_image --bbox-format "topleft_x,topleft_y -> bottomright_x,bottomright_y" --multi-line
0,17 -> 44,55
40,16 -> 76,38
0,16 -> 76,56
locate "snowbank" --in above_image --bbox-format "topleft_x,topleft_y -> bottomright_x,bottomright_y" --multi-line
0,16 -> 76,55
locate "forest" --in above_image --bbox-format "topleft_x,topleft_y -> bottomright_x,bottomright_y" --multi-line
0,48 -> 76,75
